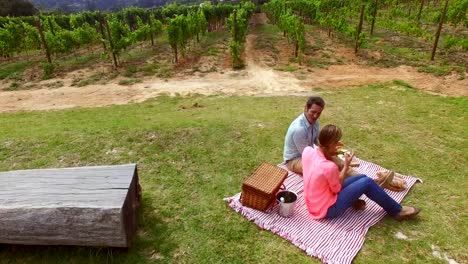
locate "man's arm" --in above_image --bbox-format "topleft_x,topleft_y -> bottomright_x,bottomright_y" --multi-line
292,129 -> 309,156
312,122 -> 320,145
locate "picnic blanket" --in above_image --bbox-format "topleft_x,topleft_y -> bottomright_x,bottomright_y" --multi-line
224,158 -> 421,264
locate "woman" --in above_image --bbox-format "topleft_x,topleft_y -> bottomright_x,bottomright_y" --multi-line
302,124 -> 420,220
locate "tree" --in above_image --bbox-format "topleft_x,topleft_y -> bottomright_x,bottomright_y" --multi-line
168,15 -> 186,63
0,0 -> 37,17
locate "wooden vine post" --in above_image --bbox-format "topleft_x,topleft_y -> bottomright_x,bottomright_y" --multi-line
98,12 -> 107,51
47,16 -> 55,35
417,0 -> 425,22
232,9 -> 240,68
167,18 -> 179,63
431,0 -> 449,61
103,16 -> 118,68
233,9 -> 238,44
35,18 -> 52,63
294,42 -> 299,58
370,1 -> 378,35
147,11 -> 154,46
355,3 -> 365,54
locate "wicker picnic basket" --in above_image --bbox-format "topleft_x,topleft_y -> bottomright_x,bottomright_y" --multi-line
240,162 -> 288,211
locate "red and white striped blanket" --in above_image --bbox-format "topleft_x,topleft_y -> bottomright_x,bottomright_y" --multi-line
224,158 -> 421,264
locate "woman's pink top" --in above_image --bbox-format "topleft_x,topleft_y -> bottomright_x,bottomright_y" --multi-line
302,146 -> 342,219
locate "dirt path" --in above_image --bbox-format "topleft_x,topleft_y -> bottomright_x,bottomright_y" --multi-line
0,14 -> 466,113
305,64 -> 466,94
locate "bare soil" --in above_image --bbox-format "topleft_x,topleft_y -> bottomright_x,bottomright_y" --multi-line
0,13 -> 466,113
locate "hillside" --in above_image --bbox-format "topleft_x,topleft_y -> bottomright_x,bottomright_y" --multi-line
0,13 -> 466,112
0,0 -> 37,16
30,0 -> 208,12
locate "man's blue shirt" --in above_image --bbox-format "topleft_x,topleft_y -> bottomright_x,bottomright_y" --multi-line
283,113 -> 319,161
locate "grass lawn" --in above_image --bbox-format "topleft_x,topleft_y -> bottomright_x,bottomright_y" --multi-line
0,61 -> 33,80
0,84 -> 466,263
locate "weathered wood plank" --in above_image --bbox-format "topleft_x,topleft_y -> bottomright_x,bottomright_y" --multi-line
0,164 -> 141,247
0,208 -> 125,247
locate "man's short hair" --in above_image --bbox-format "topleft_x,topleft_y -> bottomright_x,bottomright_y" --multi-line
306,96 -> 325,109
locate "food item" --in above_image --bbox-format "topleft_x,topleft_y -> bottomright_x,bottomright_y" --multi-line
336,148 -> 348,155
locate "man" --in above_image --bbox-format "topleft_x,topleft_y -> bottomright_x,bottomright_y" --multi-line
283,96 -> 325,174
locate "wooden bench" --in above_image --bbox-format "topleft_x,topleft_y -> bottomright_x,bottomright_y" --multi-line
0,163 -> 141,247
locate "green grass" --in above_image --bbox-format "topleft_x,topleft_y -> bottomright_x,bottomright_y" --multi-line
392,79 -> 414,89
154,63 -> 173,78
257,23 -> 282,38
418,64 -> 465,77
58,52 -> 102,70
307,59 -> 331,69
319,22 -> 466,76
2,82 -> 20,91
276,65 -> 298,72
384,46 -> 424,59
0,85 -> 466,263
42,62 -> 55,80
120,47 -> 156,62
305,25 -> 326,50
44,80 -> 64,89
138,62 -> 174,78
118,78 -> 141,85
0,61 -> 31,80
124,65 -> 139,77
254,24 -> 280,53
72,72 -> 109,87
203,47 -> 220,56
200,31 -> 229,48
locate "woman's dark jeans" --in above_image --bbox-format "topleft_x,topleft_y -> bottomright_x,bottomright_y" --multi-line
326,174 -> 402,218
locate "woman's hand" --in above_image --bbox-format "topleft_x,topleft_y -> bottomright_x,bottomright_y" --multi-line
338,150 -> 355,184
334,141 -> 345,155
343,150 -> 355,168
